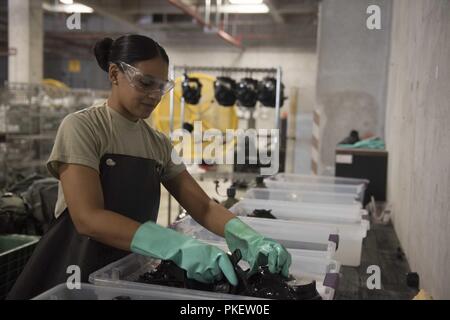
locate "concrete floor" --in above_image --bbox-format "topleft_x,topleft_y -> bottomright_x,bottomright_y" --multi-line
335,218 -> 417,300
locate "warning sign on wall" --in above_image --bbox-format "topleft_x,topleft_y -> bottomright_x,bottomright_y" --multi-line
68,59 -> 81,73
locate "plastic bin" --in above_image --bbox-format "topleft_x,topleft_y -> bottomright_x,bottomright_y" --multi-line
0,234 -> 40,300
171,214 -> 365,266
264,173 -> 369,202
87,254 -> 262,300
232,198 -> 370,229
171,215 -> 339,257
33,282 -> 248,300
237,215 -> 366,267
89,249 -> 340,301
244,188 -> 362,207
265,180 -> 363,197
268,173 -> 369,186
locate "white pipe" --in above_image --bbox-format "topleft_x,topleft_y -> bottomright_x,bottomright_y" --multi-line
169,64 -> 175,134
205,0 -> 211,25
216,0 -> 222,29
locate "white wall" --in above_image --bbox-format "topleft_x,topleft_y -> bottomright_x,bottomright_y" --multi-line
385,0 -> 450,299
167,45 -> 318,117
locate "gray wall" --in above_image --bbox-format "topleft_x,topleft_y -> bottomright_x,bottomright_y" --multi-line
385,0 -> 450,299
315,0 -> 392,170
44,54 -> 110,90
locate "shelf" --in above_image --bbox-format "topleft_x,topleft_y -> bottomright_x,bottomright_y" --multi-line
4,110 -> 70,118
4,159 -> 47,169
3,133 -> 56,140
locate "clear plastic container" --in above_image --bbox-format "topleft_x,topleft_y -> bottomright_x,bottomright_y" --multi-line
89,249 -> 340,301
244,188 -> 362,207
245,216 -> 366,267
170,213 -> 364,266
86,254 -> 259,300
268,173 -> 369,186
265,180 -> 363,196
171,215 -> 339,256
236,216 -> 369,265
233,198 -> 370,229
264,173 -> 369,201
32,282 -> 247,300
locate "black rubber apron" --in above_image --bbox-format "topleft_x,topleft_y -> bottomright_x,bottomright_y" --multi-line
7,154 -> 162,300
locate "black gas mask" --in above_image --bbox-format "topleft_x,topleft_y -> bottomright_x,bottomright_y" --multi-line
257,77 -> 285,108
182,74 -> 202,105
236,78 -> 259,108
214,76 -> 237,107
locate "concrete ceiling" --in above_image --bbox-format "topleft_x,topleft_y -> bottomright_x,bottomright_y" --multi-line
42,0 -> 320,54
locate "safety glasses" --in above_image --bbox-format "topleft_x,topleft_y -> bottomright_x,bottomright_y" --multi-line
116,61 -> 174,96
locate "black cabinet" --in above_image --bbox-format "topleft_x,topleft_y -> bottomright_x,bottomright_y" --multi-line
335,148 -> 388,206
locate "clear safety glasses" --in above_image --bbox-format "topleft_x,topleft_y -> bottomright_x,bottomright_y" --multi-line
116,61 -> 174,96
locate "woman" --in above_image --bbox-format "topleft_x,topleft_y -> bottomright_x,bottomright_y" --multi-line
8,35 -> 291,300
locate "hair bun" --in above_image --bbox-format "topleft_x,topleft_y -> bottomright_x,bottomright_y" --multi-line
94,37 -> 114,72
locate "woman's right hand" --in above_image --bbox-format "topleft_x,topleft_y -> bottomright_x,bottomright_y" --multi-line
131,221 -> 238,285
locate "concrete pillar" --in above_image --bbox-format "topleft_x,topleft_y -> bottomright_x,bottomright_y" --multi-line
8,0 -> 43,84
315,0 -> 392,172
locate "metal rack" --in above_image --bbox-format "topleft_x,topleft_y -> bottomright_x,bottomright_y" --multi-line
0,82 -> 108,188
168,65 -> 283,133
164,65 -> 283,225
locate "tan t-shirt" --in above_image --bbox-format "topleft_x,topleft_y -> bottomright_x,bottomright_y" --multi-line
47,100 -> 186,218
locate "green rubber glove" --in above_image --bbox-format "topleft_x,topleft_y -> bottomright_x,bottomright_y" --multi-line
224,218 -> 292,277
131,221 -> 238,286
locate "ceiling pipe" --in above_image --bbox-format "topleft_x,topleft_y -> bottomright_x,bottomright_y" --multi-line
205,0 -> 211,26
166,0 -> 243,49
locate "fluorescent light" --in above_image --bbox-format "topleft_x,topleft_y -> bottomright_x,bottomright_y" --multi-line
59,0 -> 74,4
229,0 -> 263,4
220,4 -> 269,14
63,4 -> 93,13
43,2 -> 94,13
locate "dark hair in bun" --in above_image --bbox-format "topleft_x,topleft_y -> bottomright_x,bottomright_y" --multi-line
94,37 -> 113,72
93,34 -> 169,72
